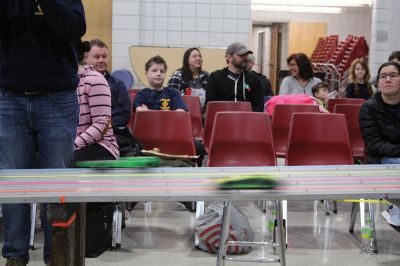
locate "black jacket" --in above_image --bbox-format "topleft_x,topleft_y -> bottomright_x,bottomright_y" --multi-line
206,68 -> 264,112
105,73 -> 131,128
359,92 -> 400,164
252,71 -> 273,96
0,0 -> 86,92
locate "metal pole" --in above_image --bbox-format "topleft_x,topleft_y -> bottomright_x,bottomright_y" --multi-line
276,200 -> 286,266
349,202 -> 358,233
216,201 -> 232,266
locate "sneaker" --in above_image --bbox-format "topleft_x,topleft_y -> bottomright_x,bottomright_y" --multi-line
5,258 -> 26,266
381,205 -> 400,232
382,205 -> 400,225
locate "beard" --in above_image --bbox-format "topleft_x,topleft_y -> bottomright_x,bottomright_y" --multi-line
232,57 -> 247,70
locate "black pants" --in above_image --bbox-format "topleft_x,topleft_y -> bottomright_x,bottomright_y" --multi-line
194,139 -> 205,167
74,143 -> 115,164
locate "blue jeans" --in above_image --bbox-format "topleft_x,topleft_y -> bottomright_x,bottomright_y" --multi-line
0,88 -> 78,264
381,157 -> 400,164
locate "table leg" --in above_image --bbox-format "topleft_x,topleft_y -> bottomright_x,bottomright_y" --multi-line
216,201 -> 232,266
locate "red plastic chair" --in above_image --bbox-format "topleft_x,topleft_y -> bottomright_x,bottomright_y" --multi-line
182,95 -> 203,140
333,104 -> 365,161
203,101 -> 252,152
285,113 -> 353,166
132,110 -> 196,155
326,98 -> 365,113
208,112 -> 276,167
271,104 -> 319,157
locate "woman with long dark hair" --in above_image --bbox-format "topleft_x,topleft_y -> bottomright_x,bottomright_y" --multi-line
168,47 -> 209,111
279,53 -> 321,95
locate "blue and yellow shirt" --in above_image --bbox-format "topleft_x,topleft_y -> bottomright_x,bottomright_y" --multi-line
133,87 -> 188,111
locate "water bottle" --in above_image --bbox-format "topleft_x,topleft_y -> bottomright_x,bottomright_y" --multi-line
268,209 -> 277,242
361,218 -> 374,254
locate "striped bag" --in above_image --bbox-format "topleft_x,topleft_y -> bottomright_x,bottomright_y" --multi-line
195,203 -> 254,254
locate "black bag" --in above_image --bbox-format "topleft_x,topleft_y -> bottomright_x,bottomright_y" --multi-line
113,126 -> 142,157
85,203 -> 114,258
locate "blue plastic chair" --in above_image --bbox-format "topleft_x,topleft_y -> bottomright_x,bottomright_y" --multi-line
111,69 -> 134,90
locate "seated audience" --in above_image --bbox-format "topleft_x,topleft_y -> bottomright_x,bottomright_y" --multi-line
359,61 -> 400,232
247,54 -> 274,98
134,55 -> 205,166
84,39 -> 131,130
346,58 -> 373,100
279,53 -> 321,96
371,51 -> 400,88
206,42 -> 264,112
85,39 -> 137,156
168,47 -> 209,112
74,41 -> 119,163
311,82 -> 330,112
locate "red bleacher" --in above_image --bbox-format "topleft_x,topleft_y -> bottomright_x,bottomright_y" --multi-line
311,34 -> 369,94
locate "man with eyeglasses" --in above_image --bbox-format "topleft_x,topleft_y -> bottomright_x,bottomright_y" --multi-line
359,61 -> 400,232
206,42 -> 264,112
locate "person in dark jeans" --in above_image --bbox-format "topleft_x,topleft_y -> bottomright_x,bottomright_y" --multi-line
0,1 -> 86,265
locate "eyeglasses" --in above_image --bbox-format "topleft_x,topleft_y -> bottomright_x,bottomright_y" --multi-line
379,72 -> 400,80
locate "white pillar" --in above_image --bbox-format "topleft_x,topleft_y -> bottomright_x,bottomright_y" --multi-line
369,0 -> 400,77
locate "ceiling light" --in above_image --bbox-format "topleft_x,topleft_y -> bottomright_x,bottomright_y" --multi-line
251,4 -> 343,14
252,0 -> 372,7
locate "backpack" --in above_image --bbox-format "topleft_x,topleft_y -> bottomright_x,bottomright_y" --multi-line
112,126 -> 142,157
85,203 -> 114,258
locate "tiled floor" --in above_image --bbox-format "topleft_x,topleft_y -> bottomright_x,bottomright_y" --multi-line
1,201 -> 400,266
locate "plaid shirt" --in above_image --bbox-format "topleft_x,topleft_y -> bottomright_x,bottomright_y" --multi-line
167,70 -> 209,93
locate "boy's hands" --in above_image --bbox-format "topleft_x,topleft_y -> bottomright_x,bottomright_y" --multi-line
136,104 -> 149,111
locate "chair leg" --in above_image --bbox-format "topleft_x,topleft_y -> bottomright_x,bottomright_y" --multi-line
349,202 -> 359,233
333,200 -> 338,214
323,200 -> 330,215
276,200 -> 287,266
262,200 -> 267,213
283,200 -> 288,246
112,204 -> 122,250
29,203 -> 37,250
191,201 -> 197,212
216,201 -> 232,266
273,200 -> 288,253
144,202 -> 152,213
116,204 -> 122,249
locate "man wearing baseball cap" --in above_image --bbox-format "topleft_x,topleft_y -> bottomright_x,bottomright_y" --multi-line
206,42 -> 264,111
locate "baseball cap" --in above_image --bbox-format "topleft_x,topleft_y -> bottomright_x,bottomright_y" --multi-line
225,42 -> 253,56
